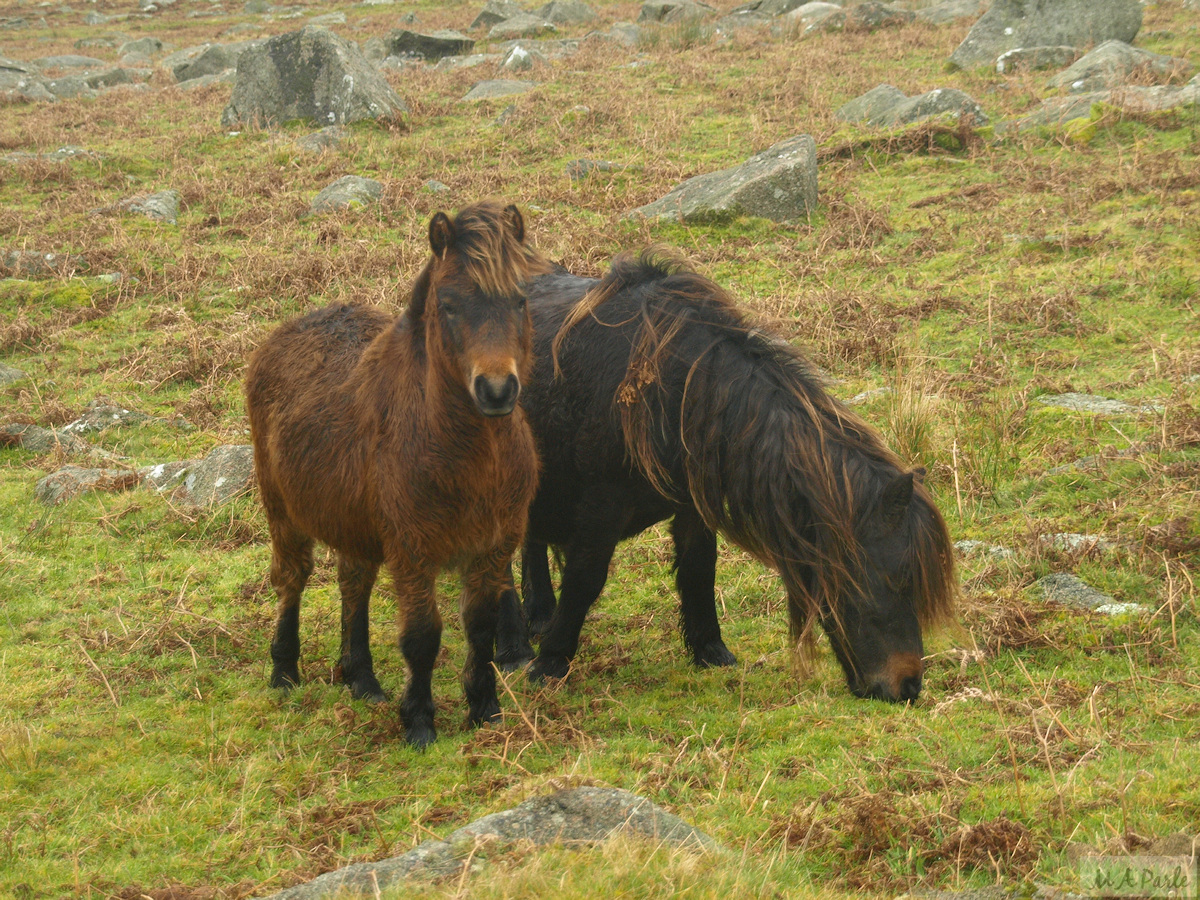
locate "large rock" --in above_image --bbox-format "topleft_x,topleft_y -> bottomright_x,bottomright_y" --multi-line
1046,40 -> 1192,93
173,42 -> 259,83
383,29 -> 475,60
61,401 -> 153,434
254,788 -> 717,900
836,84 -> 988,127
629,134 -> 817,224
779,2 -> 845,37
948,0 -> 1142,70
638,0 -> 717,22
119,190 -> 181,224
843,1 -> 914,31
0,424 -> 98,456
309,175 -> 383,214
221,27 -> 408,128
175,444 -> 255,506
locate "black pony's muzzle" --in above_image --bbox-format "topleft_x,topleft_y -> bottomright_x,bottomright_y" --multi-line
853,652 -> 924,703
473,373 -> 520,416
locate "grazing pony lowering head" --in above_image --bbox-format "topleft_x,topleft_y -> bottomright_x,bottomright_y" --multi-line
561,250 -> 958,701
409,201 -> 550,417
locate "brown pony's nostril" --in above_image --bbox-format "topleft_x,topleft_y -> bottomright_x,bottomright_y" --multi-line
474,373 -> 520,416
899,674 -> 922,702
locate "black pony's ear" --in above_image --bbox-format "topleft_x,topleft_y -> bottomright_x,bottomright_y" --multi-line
912,465 -> 927,483
503,204 -> 525,244
429,212 -> 455,259
879,471 -> 914,530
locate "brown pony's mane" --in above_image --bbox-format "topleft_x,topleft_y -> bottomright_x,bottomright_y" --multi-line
556,249 -> 957,652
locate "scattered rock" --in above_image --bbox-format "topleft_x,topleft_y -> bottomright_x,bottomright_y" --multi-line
470,0 -> 526,30
118,36 -> 162,57
139,459 -> 195,491
295,125 -> 346,152
638,0 -> 716,23
422,179 -> 450,193
778,2 -> 845,37
1039,533 -> 1120,554
1036,392 -> 1163,416
61,401 -> 153,434
492,103 -> 518,125
488,14 -> 556,39
566,159 -> 629,180
996,46 -> 1079,75
847,386 -> 892,405
730,0 -> 809,19
174,444 -> 255,506
309,12 -> 346,25
913,0 -> 986,26
954,539 -> 1016,561
836,84 -> 988,127
843,1 -> 914,32
309,175 -> 384,214
254,788 -> 717,900
118,190 -> 181,225
36,465 -> 140,505
0,362 -> 27,386
1044,446 -> 1143,476
40,76 -> 98,100
533,0 -> 596,26
222,26 -> 408,128
460,79 -> 538,101
949,0 -> 1142,71
30,54 -> 106,70
630,134 -> 817,224
589,22 -> 641,45
502,44 -> 547,70
173,41 -> 258,83
383,28 -> 475,61
1,250 -> 88,277
1035,572 -> 1113,611
1046,40 -> 1192,93
0,424 -> 99,456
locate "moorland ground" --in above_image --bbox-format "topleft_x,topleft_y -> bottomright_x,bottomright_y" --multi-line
1,0 -> 1199,897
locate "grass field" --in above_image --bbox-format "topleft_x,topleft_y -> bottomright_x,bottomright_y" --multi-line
2,0 -> 1199,897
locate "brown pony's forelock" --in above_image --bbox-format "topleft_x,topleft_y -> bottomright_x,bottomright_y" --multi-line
441,200 -> 553,298
558,249 -> 958,659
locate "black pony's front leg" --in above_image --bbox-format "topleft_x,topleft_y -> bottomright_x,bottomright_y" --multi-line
672,506 -> 736,668
520,537 -> 558,635
528,537 -> 619,681
495,561 -> 535,672
460,549 -> 509,727
391,564 -> 441,749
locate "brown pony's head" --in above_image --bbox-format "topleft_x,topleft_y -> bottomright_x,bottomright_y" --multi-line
409,201 -> 551,417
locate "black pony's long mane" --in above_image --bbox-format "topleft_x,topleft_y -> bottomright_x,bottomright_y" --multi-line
557,250 -> 957,651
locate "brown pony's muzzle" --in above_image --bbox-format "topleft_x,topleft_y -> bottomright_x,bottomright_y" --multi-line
855,652 -> 924,703
472,370 -> 521,417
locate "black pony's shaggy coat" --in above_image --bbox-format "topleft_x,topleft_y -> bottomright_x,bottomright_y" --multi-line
497,251 -> 957,701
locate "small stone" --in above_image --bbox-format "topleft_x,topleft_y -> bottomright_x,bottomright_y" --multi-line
422,179 -> 450,193
566,159 -> 627,180
1039,533 -> 1120,554
35,465 -> 140,505
847,386 -> 891,405
996,45 -> 1078,75
295,125 -> 346,153
487,13 -> 556,40
1036,572 -> 1114,611
0,362 -> 27,386
1036,392 -> 1163,416
60,402 -> 153,434
119,189 -> 181,224
175,444 -> 255,506
139,459 -> 196,490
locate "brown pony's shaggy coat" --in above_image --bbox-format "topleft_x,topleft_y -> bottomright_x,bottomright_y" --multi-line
245,201 -> 551,747
500,250 -> 957,701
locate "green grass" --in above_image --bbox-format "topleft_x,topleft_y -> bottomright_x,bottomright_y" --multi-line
2,1 -> 1199,897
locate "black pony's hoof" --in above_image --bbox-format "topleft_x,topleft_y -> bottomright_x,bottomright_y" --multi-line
695,641 -> 737,668
527,615 -> 553,637
527,654 -> 571,682
495,652 -> 534,673
468,698 -> 502,727
348,676 -> 390,704
404,721 -> 437,749
269,666 -> 300,690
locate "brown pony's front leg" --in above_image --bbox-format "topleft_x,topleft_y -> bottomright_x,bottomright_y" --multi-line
337,554 -> 386,703
460,548 -> 511,727
392,565 -> 442,749
267,520 -> 314,690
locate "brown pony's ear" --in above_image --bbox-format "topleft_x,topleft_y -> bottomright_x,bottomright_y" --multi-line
503,204 -> 525,244
879,471 -> 914,530
429,212 -> 455,259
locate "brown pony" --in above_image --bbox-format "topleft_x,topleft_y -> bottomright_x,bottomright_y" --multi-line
245,201 -> 550,747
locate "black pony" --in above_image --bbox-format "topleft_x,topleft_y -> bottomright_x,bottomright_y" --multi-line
495,251 -> 957,702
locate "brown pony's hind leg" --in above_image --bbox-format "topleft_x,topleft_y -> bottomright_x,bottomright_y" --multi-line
393,567 -> 442,749
460,550 -> 509,727
268,520 -> 314,690
337,554 -> 387,703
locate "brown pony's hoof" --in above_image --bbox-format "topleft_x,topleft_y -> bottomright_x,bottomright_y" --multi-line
527,654 -> 570,682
